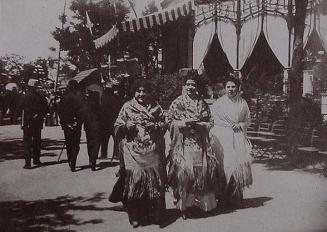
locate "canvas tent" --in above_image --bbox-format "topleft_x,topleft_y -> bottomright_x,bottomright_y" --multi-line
94,0 -> 326,75
193,0 -> 325,73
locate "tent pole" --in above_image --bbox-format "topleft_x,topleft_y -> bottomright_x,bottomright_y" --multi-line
261,0 -> 265,32
236,0 -> 241,70
214,0 -> 218,34
287,0 -> 293,67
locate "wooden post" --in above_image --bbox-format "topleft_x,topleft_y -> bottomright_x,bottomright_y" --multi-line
236,0 -> 242,69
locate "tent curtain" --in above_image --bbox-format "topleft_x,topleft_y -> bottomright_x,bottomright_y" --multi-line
264,14 -> 293,68
304,10 -> 315,47
238,16 -> 262,69
217,20 -> 237,69
318,14 -> 327,51
192,19 -> 215,70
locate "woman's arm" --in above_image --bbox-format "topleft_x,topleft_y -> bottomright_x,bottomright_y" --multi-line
238,101 -> 251,133
114,103 -> 135,137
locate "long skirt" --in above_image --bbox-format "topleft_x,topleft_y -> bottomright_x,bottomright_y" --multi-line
211,126 -> 253,208
168,144 -> 223,212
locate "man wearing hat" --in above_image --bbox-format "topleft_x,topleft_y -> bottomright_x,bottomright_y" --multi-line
22,79 -> 49,169
58,80 -> 84,172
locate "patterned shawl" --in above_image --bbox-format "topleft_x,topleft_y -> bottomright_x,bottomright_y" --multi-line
114,98 -> 166,170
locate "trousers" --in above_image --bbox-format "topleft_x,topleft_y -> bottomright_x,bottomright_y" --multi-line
63,126 -> 82,167
23,127 -> 42,161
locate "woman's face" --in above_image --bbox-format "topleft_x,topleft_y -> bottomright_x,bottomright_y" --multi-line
185,79 -> 197,97
134,86 -> 148,105
225,81 -> 238,98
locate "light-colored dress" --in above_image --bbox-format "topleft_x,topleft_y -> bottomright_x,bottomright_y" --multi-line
167,94 -> 223,212
211,94 -> 253,191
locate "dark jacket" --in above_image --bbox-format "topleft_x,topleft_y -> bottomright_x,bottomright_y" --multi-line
22,89 -> 49,129
81,93 -> 101,133
100,89 -> 125,131
58,90 -> 84,130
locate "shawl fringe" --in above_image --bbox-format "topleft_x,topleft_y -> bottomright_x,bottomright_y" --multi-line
123,167 -> 163,201
230,161 -> 253,191
168,152 -> 222,197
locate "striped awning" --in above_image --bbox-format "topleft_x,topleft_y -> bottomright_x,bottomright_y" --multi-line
120,0 -> 194,32
94,0 -> 195,48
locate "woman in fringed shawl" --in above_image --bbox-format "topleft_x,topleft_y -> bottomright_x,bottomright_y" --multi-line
167,72 -> 224,220
111,79 -> 167,228
211,76 -> 253,209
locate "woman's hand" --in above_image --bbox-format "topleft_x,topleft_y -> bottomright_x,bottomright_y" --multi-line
185,119 -> 199,127
126,121 -> 137,131
232,123 -> 243,132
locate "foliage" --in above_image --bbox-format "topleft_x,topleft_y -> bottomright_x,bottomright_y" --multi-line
249,93 -> 288,124
150,72 -> 184,104
120,1 -> 162,78
0,54 -> 25,85
142,1 -> 158,16
51,0 -> 129,71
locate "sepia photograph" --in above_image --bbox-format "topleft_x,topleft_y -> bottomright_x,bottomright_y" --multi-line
0,0 -> 327,231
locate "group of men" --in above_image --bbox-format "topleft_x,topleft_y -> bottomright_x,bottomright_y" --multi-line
22,78 -> 125,172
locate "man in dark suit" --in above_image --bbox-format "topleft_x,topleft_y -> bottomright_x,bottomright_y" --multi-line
99,82 -> 125,160
22,79 -> 49,169
58,80 -> 83,172
81,90 -> 101,171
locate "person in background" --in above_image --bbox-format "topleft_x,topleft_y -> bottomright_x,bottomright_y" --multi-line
111,79 -> 167,228
7,87 -> 20,124
80,90 -> 101,171
99,81 -> 125,160
58,80 -> 84,172
166,71 -> 223,219
22,79 -> 49,169
211,76 -> 253,209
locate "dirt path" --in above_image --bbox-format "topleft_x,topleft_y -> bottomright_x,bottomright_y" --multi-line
0,125 -> 327,232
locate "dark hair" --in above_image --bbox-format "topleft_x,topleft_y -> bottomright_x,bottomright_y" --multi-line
223,76 -> 241,89
130,79 -> 153,96
183,69 -> 200,86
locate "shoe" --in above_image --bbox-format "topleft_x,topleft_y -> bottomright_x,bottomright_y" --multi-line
23,163 -> 32,169
91,161 -> 96,171
99,155 -> 107,159
181,211 -> 187,220
131,221 -> 139,228
33,160 -> 42,166
70,165 -> 76,172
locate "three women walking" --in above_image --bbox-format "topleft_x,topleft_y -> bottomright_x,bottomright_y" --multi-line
110,72 -> 253,228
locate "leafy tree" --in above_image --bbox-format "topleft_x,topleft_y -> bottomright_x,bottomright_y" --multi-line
287,0 -> 310,160
142,1 -> 158,16
0,54 -> 25,85
119,0 -> 162,78
51,0 -> 129,71
289,0 -> 309,101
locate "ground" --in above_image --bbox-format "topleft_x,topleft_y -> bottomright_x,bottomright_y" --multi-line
0,125 -> 327,232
